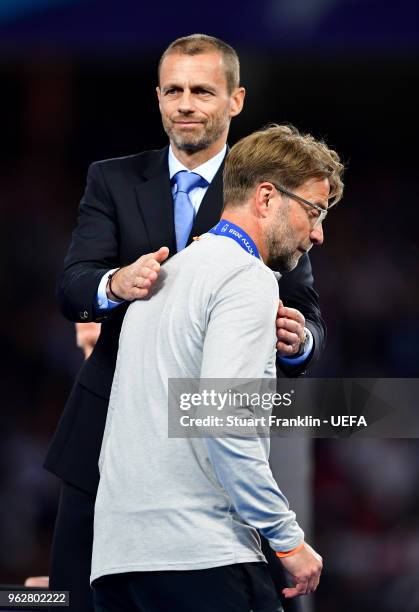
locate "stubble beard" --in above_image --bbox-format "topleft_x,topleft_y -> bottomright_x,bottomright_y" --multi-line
265,209 -> 301,273
266,242 -> 300,273
163,110 -> 230,153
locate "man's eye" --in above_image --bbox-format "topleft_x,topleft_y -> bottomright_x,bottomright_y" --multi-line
165,88 -> 179,95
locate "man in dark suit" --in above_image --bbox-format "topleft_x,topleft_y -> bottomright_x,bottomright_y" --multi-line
45,34 -> 325,612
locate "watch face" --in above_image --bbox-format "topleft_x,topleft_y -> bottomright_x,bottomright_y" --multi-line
297,329 -> 309,357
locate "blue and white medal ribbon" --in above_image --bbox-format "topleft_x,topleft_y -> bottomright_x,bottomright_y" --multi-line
208,220 -> 260,259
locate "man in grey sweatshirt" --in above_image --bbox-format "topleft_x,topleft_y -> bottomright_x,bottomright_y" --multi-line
91,124 -> 344,612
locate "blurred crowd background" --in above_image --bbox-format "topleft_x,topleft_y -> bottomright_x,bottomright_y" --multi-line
0,1 -> 418,610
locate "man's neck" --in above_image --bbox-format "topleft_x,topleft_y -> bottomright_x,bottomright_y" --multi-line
170,139 -> 227,170
221,212 -> 267,263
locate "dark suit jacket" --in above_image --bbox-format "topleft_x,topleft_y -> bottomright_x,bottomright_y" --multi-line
45,146 -> 326,494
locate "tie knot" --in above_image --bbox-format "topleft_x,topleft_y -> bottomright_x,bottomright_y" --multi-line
174,171 -> 207,194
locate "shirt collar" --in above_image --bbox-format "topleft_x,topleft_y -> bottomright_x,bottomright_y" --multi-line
168,144 -> 227,184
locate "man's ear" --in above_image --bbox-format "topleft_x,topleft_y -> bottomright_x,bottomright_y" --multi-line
156,86 -> 162,109
229,87 -> 246,118
254,182 -> 275,218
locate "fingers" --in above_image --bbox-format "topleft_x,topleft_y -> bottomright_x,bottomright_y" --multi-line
282,572 -> 320,598
111,247 -> 170,301
132,247 -> 170,286
276,326 -> 300,346
130,286 -> 151,299
276,320 -> 302,355
282,579 -> 309,598
277,304 -> 305,328
307,570 -> 320,594
276,317 -> 302,335
276,308 -> 305,356
276,340 -> 299,356
133,269 -> 158,288
131,265 -> 160,298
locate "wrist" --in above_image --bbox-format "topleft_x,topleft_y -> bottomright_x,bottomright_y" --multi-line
276,542 -> 305,558
107,269 -> 124,302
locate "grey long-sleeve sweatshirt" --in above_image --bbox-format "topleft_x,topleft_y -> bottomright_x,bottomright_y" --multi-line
91,233 -> 304,583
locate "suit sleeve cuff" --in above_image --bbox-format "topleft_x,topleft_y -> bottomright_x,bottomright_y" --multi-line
96,268 -> 124,311
277,327 -> 314,366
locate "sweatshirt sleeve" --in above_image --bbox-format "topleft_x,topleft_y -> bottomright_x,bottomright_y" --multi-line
200,262 -> 304,552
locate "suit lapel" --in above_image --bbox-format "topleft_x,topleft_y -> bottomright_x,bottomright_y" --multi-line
187,155 -> 225,246
134,146 -> 177,254
134,146 -> 227,253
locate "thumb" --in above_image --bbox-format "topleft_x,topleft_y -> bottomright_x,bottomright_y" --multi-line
281,586 -> 299,599
153,246 -> 170,262
282,581 -> 307,599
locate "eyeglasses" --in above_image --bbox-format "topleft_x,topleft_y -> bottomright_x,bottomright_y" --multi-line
270,182 -> 328,229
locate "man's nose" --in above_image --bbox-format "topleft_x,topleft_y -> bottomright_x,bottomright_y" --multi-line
178,90 -> 194,113
309,223 -> 324,246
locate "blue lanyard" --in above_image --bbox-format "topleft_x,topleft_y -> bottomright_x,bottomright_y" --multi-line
208,220 -> 260,259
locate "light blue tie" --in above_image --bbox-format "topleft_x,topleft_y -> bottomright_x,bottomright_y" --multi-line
173,171 -> 207,251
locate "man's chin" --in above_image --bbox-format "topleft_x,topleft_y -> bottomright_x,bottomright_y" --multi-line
175,139 -> 211,153
279,260 -> 299,273
267,253 -> 300,273
169,131 -> 211,153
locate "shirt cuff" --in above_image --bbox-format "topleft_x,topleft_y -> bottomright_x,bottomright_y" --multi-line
277,327 -> 314,366
96,268 -> 124,311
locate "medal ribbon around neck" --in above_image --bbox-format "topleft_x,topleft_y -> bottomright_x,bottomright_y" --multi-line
208,220 -> 260,259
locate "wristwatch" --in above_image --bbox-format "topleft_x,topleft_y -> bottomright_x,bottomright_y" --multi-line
295,327 -> 310,357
